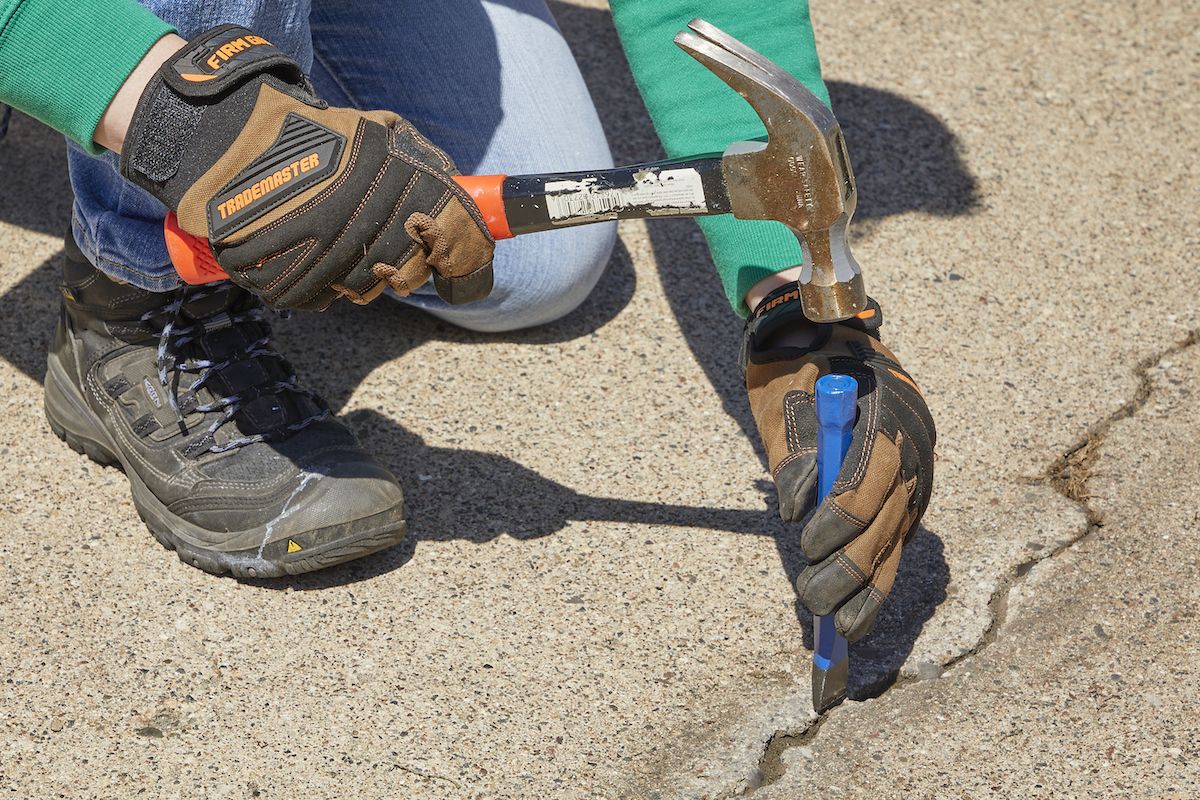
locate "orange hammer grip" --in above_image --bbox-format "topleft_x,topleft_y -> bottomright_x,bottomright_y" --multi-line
164,211 -> 228,285
453,174 -> 512,241
165,174 -> 511,285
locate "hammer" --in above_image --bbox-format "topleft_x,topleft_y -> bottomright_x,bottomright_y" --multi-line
165,19 -> 866,323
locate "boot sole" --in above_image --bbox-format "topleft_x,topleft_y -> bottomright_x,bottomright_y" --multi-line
44,353 -> 406,578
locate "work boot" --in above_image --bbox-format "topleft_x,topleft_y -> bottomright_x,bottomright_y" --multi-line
44,232 -> 406,577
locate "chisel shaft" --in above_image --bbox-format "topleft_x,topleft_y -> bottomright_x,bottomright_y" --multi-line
812,373 -> 857,712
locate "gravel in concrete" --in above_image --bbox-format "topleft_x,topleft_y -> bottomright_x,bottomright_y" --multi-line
1,1 -> 1198,798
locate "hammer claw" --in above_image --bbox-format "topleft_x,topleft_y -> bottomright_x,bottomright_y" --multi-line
676,19 -> 865,322
675,19 -> 838,135
674,19 -> 777,85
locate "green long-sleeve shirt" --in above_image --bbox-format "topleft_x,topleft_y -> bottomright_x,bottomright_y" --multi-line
0,0 -> 173,154
609,1 -> 827,315
0,0 -> 827,314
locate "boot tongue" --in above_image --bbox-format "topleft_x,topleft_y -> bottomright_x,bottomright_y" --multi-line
181,288 -> 299,434
179,284 -> 242,321
61,254 -> 171,340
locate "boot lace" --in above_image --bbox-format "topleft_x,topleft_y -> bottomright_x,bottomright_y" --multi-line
144,285 -> 329,454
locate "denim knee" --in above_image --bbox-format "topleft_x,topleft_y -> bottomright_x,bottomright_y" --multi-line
399,222 -> 617,333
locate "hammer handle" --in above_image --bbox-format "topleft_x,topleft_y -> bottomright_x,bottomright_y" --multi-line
458,156 -> 731,238
166,157 -> 732,285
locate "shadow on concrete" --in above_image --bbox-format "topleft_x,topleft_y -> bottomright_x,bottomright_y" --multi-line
845,526 -> 949,697
0,112 -> 72,238
0,257 -> 59,382
0,6 -> 962,696
828,80 -> 981,229
264,403 -> 949,699
551,5 -> 971,692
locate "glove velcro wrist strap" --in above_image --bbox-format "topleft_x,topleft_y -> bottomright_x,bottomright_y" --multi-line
839,296 -> 883,339
157,25 -> 305,99
740,283 -> 885,377
120,25 -> 319,202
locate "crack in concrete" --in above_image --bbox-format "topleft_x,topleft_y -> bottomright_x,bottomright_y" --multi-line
757,716 -> 825,787
747,329 -> 1200,794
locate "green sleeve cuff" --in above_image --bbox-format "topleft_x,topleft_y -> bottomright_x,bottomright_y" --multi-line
0,0 -> 174,154
609,0 -> 828,317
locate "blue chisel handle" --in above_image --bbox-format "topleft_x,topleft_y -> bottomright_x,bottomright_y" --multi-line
813,374 -> 858,690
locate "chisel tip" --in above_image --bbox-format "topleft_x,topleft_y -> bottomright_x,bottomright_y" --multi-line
812,657 -> 849,713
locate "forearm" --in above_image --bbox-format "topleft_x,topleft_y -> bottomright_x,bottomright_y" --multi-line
0,0 -> 175,153
608,0 -> 829,317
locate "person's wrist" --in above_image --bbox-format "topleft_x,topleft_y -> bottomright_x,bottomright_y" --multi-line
95,33 -> 188,153
744,265 -> 803,313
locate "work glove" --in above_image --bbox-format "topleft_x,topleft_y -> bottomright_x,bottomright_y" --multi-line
743,284 -> 935,641
120,25 -> 494,311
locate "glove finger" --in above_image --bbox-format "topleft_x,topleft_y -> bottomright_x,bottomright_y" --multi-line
833,512 -> 908,640
772,452 -> 817,523
798,549 -> 893,642
796,468 -> 910,620
801,429 -> 902,562
406,209 -> 494,305
374,252 -> 432,298
831,582 -> 885,642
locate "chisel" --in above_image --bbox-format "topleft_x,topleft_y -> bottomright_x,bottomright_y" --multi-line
812,373 -> 857,712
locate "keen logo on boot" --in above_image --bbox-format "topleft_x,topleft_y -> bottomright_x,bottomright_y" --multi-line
143,378 -> 163,410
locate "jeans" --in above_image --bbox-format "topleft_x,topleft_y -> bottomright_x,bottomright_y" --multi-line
68,0 -> 617,332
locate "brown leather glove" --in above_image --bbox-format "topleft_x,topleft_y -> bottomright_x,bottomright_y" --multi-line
120,25 -> 494,310
743,285 -> 936,641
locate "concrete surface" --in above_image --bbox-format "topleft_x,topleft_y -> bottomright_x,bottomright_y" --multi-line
758,345 -> 1200,799
0,1 -> 1197,798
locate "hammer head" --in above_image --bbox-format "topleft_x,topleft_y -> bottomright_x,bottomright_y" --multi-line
675,20 -> 865,323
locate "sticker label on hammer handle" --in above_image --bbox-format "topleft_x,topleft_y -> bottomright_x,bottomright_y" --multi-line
545,168 -> 706,224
